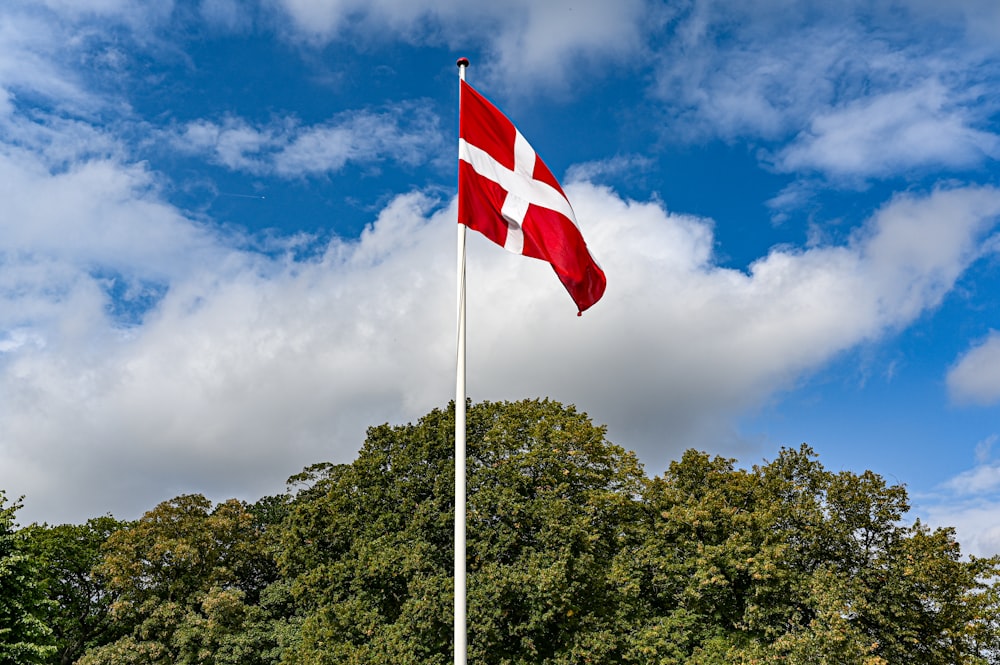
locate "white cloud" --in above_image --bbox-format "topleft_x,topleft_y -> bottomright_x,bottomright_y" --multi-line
478,0 -> 646,93
976,433 -> 998,464
0,9 -> 97,113
3,120 -> 111,171
776,82 -> 1000,178
652,0 -> 1000,183
652,0 -> 915,143
171,106 -> 444,177
920,435 -> 1000,558
921,498 -> 1000,559
0,150 -> 229,280
948,332 -> 1000,405
0,1 -> 180,119
766,181 -> 820,227
265,0 -> 648,91
655,26 -> 844,140
857,187 -> 1000,320
274,107 -> 441,175
564,154 -> 654,185
177,116 -> 282,173
0,190 -> 455,523
944,462 -> 1000,496
3,170 -> 999,524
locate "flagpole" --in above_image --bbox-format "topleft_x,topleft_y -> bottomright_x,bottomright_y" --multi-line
454,55 -> 469,665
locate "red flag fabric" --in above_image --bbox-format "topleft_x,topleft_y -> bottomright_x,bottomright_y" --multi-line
458,80 -> 606,314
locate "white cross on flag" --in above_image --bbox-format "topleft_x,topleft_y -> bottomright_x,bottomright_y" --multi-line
458,80 -> 606,314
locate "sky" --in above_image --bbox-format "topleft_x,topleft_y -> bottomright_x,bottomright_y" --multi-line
2,0 -> 1000,555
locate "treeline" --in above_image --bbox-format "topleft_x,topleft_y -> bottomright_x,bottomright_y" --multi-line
3,399 -> 1000,664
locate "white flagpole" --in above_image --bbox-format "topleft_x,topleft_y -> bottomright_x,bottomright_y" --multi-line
454,56 -> 469,665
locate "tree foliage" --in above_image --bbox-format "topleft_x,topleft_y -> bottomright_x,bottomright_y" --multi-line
0,491 -> 55,665
5,399 -> 1000,664
23,516 -> 128,665
279,398 -> 646,664
76,495 -> 288,665
622,446 -> 1000,663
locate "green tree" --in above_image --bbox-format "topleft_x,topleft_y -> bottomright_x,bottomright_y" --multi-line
35,401 -> 1000,665
78,495 -> 287,665
279,399 -> 647,665
464,399 -> 646,664
621,445 -> 1000,664
23,516 -> 129,665
0,491 -> 55,665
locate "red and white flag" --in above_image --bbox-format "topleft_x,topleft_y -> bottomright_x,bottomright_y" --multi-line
458,80 -> 606,314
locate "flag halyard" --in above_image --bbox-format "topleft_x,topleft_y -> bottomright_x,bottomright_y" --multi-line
458,80 -> 606,314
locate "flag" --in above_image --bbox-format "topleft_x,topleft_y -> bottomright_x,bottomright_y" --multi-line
458,80 -> 606,314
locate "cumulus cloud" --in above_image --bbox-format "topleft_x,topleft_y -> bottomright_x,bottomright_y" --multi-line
948,332 -> 1000,405
543,184 -> 1000,464
0,150 -> 229,281
0,187 -> 455,523
3,168 -> 999,523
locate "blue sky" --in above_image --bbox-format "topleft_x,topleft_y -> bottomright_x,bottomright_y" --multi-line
2,0 -> 1000,555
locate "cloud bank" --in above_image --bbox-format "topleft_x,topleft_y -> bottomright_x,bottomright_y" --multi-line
3,149 -> 998,522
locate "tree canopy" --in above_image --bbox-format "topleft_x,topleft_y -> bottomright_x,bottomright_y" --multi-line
23,516 -> 128,665
5,399 -> 1000,664
0,491 -> 55,665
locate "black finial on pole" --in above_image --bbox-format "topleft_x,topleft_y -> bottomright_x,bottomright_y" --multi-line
456,57 -> 470,68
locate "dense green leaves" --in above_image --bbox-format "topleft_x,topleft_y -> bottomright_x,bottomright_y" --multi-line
0,491 -> 55,665
463,400 -> 646,665
77,495 -> 287,665
4,400 -> 1000,663
624,446 -> 1000,664
24,516 -> 128,665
